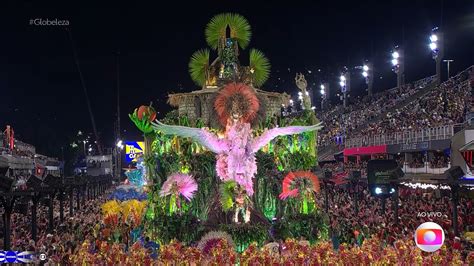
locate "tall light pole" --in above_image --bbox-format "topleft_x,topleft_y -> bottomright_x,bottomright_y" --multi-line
116,51 -> 122,181
115,140 -> 124,181
339,70 -> 350,108
443,59 -> 454,78
429,28 -> 444,84
362,62 -> 373,97
320,83 -> 329,110
83,140 -> 87,155
391,47 -> 404,88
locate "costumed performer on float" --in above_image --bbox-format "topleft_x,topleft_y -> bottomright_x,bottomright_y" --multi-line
152,83 -> 322,222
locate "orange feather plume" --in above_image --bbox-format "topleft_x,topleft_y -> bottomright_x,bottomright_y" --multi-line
279,171 -> 320,200
214,83 -> 260,127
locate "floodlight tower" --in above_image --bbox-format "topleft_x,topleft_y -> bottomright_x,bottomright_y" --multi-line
339,70 -> 350,108
391,47 -> 404,88
320,83 -> 329,110
429,28 -> 444,84
362,62 -> 374,97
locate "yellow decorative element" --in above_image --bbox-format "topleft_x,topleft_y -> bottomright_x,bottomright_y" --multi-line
101,200 -> 121,217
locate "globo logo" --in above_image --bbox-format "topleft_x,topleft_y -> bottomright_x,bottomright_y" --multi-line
414,222 -> 445,252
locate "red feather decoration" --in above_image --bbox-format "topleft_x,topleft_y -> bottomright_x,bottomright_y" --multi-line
214,83 -> 260,127
279,171 -> 320,200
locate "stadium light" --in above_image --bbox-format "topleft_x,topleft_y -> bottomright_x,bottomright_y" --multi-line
361,62 -> 373,96
429,27 -> 443,84
391,46 -> 404,88
116,140 -> 124,150
375,187 -> 382,195
320,84 -> 325,95
339,70 -> 350,108
320,83 -> 328,110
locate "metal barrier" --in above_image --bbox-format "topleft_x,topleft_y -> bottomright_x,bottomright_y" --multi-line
402,162 -> 450,175
345,124 -> 461,148
413,75 -> 437,89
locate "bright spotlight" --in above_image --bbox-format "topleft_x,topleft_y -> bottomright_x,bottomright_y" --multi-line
339,81 -> 345,87
298,95 -> 303,100
430,34 -> 438,42
391,58 -> 398,66
390,188 -> 395,194
362,71 -> 368,77
375,187 -> 382,195
298,91 -> 303,96
363,65 -> 369,71
88,147 -> 92,152
429,42 -> 437,51
340,75 -> 346,81
392,51 -> 400,59
320,84 -> 325,90
289,99 -> 294,104
305,91 -> 309,96
311,106 -> 316,110
320,89 -> 325,95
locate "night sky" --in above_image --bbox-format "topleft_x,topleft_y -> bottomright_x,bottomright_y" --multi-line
1,1 -> 473,157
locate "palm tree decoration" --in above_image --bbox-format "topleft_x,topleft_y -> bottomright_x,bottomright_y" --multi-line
249,49 -> 271,87
188,13 -> 270,88
189,49 -> 210,87
205,13 -> 251,53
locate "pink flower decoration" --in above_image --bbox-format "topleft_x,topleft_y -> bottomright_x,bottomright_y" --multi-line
160,173 -> 198,201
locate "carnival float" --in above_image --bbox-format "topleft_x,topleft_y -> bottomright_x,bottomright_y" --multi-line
104,13 -> 327,253
70,13 -> 474,265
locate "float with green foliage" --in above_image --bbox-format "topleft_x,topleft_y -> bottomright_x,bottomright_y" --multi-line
124,13 -> 328,251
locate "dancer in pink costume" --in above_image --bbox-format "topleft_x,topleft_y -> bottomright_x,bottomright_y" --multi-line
152,83 -> 322,197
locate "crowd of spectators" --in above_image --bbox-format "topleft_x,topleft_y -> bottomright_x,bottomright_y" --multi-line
317,79 -> 427,146
320,152 -> 450,174
317,66 -> 473,147
430,154 -> 450,168
319,185 -> 473,256
360,72 -> 470,137
409,155 -> 425,168
0,188 -> 111,264
320,161 -> 368,177
0,181 -> 472,263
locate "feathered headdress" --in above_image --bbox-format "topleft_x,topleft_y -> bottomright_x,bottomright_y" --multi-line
160,173 -> 198,201
214,83 -> 260,126
279,171 -> 320,200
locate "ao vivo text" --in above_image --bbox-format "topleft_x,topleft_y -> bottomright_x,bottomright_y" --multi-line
417,211 -> 442,218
